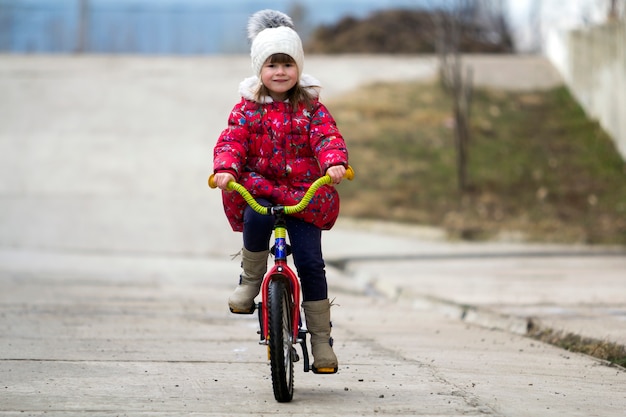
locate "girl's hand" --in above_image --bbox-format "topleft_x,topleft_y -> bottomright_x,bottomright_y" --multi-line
326,165 -> 347,185
213,172 -> 235,190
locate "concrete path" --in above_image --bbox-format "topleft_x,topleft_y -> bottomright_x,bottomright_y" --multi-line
1,55 -> 624,416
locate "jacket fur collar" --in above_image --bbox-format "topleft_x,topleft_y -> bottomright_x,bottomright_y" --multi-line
238,74 -> 321,103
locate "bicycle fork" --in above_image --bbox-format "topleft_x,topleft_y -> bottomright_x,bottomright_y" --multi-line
256,217 -> 311,372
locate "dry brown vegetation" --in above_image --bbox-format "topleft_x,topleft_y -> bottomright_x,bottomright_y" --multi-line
330,81 -> 626,245
528,321 -> 626,368
305,9 -> 513,54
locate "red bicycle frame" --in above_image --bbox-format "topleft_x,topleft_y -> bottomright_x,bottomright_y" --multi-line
260,261 -> 301,343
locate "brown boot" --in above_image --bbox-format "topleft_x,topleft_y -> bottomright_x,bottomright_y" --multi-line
303,299 -> 338,373
228,249 -> 269,313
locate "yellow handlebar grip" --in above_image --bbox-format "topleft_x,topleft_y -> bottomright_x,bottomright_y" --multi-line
345,165 -> 355,181
208,174 -> 217,189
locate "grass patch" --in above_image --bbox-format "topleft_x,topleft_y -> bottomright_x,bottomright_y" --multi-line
528,321 -> 626,368
329,81 -> 626,245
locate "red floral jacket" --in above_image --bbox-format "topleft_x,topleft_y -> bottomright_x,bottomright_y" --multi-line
213,75 -> 349,232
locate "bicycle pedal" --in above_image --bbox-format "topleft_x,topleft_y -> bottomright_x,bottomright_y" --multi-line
312,366 -> 338,374
291,348 -> 300,363
229,305 -> 255,315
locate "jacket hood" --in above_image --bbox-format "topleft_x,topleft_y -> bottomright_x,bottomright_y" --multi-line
238,73 -> 321,103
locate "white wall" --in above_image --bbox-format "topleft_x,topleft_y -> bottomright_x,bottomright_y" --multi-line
507,0 -> 624,53
507,0 -> 626,160
566,21 -> 626,159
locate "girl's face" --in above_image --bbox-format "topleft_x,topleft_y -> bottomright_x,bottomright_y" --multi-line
260,54 -> 298,101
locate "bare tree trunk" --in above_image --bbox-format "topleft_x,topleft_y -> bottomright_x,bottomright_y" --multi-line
76,0 -> 89,53
434,6 -> 474,193
608,0 -> 619,21
452,64 -> 473,192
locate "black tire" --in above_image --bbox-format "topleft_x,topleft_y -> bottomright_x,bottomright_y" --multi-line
268,278 -> 294,402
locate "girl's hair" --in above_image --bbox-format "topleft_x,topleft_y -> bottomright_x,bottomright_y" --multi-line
255,53 -> 316,110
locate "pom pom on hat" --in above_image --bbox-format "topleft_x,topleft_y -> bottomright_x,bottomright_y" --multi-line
248,9 -> 304,76
247,9 -> 295,39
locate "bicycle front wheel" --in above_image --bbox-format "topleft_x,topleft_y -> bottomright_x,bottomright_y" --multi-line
268,278 -> 294,402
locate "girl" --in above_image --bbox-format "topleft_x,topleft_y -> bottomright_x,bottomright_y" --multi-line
212,9 -> 349,373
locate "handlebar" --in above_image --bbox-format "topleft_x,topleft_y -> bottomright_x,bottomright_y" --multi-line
208,166 -> 354,215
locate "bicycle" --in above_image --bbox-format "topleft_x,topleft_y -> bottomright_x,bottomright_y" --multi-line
208,166 -> 354,402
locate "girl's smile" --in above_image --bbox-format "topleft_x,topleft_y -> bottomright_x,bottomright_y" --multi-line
260,61 -> 298,101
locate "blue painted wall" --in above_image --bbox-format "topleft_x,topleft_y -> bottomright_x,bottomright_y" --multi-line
0,0 -> 428,54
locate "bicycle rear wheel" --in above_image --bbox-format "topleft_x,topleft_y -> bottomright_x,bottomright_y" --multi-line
268,278 -> 294,402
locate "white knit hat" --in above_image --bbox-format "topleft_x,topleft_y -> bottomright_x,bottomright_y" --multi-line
248,10 -> 304,77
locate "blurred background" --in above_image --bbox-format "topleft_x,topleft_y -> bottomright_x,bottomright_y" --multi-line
0,0 -> 624,253
0,0 -> 622,55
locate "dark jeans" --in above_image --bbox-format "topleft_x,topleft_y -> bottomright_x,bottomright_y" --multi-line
243,199 -> 327,302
